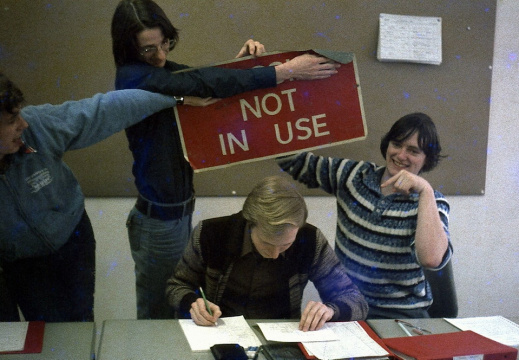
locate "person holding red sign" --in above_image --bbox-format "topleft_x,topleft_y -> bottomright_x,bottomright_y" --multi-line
277,113 -> 452,319
111,0 -> 340,320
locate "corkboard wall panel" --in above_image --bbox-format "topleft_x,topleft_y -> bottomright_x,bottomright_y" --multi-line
0,0 -> 495,196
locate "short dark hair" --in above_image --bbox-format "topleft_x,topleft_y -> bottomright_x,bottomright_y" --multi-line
111,0 -> 179,67
0,72 -> 24,114
380,112 -> 443,173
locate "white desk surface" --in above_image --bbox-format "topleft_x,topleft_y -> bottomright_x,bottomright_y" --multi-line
1,322 -> 95,360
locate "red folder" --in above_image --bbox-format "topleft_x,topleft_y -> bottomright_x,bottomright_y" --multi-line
383,330 -> 518,360
358,321 -> 397,356
0,321 -> 45,355
298,321 -> 397,359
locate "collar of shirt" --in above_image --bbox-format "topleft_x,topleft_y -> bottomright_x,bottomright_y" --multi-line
361,165 -> 385,193
5,142 -> 38,172
22,142 -> 37,154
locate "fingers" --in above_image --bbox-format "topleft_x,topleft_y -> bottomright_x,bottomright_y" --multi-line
201,97 -> 221,106
288,54 -> 341,80
381,170 -> 426,195
380,172 -> 399,189
235,39 -> 266,58
190,298 -> 221,326
380,171 -> 409,194
183,96 -> 221,107
247,40 -> 266,56
299,301 -> 334,332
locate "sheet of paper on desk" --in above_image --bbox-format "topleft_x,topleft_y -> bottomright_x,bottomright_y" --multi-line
445,316 -> 519,348
0,322 -> 28,352
256,322 -> 338,342
178,315 -> 262,352
302,322 -> 390,360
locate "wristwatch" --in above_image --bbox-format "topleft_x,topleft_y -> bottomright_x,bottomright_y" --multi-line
174,96 -> 184,105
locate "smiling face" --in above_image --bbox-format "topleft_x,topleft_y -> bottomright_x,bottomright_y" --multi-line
251,225 -> 298,259
0,108 -> 28,160
384,131 -> 426,177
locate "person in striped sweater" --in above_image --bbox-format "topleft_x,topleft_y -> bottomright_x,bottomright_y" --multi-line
277,113 -> 452,319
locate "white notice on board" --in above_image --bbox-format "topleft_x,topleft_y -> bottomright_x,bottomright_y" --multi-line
377,13 -> 442,65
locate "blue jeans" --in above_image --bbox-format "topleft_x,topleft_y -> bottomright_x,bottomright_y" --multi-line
1,211 -> 95,322
126,206 -> 192,319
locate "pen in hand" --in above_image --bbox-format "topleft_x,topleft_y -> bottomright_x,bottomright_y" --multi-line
199,286 -> 213,316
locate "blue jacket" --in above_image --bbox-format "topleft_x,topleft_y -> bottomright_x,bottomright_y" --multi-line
0,90 -> 177,262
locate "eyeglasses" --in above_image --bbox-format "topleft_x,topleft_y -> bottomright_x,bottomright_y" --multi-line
138,38 -> 175,57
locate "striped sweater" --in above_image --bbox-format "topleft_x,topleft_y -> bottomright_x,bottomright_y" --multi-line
277,152 -> 452,310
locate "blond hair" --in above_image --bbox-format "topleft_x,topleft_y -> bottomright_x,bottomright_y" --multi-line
242,176 -> 308,237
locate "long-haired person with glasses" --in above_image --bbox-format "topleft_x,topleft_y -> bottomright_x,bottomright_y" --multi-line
111,0 -> 340,320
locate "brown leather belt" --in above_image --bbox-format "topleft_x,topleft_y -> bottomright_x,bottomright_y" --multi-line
135,195 -> 195,221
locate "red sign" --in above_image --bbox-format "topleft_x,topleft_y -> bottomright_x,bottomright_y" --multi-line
175,50 -> 366,172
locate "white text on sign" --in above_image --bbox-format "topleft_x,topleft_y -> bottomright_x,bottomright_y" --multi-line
219,88 -> 330,155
